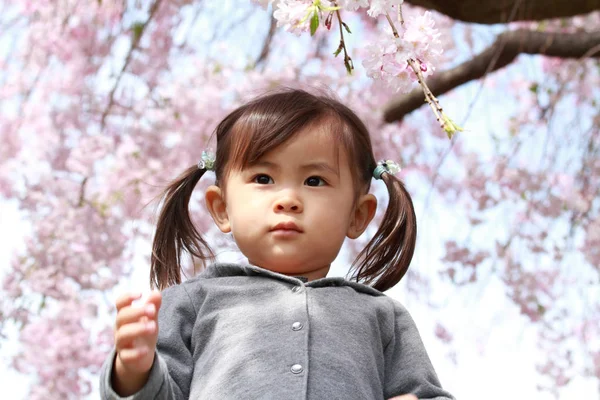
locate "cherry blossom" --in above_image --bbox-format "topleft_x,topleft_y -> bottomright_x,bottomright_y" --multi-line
273,0 -> 319,35
366,0 -> 404,18
362,11 -> 442,93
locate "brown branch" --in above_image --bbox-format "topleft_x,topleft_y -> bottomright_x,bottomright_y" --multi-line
78,177 -> 88,207
405,0 -> 600,24
383,30 -> 600,123
100,0 -> 162,130
335,9 -> 353,74
254,14 -> 277,68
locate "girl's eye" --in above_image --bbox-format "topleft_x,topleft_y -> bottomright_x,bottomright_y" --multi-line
305,176 -> 326,187
253,174 -> 274,184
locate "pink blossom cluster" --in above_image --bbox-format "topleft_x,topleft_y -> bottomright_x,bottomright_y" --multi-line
434,322 -> 453,344
255,0 -> 404,22
13,298 -> 113,399
253,0 -> 442,93
502,256 -> 559,323
272,0 -> 316,34
362,11 -> 443,93
441,240 -> 490,285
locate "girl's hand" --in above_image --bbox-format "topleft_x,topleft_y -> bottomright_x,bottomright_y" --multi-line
112,291 -> 162,395
388,395 -> 418,400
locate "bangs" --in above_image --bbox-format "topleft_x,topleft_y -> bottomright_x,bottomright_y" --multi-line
214,89 -> 374,191
227,103 -> 345,171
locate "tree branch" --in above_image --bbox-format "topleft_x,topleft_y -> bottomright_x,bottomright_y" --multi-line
405,0 -> 600,24
383,30 -> 600,123
254,14 -> 277,68
100,0 -> 162,130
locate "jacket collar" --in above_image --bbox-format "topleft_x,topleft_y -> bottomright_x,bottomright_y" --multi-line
197,263 -> 384,297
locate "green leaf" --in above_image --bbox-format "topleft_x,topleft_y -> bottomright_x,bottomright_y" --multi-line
537,303 -> 546,315
344,57 -> 353,75
333,42 -> 343,57
529,83 -> 539,94
441,113 -> 463,139
132,22 -> 145,42
342,22 -> 352,34
310,11 -> 319,36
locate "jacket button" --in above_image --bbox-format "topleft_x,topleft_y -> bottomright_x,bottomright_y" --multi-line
292,322 -> 303,331
291,364 -> 303,374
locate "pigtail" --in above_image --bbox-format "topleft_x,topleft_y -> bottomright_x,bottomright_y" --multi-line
150,166 -> 215,290
351,173 -> 417,292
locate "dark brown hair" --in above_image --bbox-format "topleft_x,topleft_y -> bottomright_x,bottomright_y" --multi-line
150,88 -> 416,292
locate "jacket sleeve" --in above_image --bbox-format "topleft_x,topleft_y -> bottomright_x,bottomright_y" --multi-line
99,283 -> 197,400
384,300 -> 455,400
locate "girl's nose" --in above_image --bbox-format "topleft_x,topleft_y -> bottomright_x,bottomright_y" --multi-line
274,195 -> 303,213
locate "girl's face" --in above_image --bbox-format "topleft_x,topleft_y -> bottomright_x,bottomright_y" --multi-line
205,125 -> 377,280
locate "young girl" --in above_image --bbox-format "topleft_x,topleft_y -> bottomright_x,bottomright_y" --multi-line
100,89 -> 455,400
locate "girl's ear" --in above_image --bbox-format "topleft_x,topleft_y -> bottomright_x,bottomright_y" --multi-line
347,193 -> 377,239
205,185 -> 231,233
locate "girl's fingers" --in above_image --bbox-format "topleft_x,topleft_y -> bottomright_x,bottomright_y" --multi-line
117,346 -> 150,364
116,303 -> 157,329
115,321 -> 156,349
115,292 -> 142,311
114,291 -> 160,373
146,290 -> 162,312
